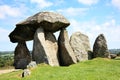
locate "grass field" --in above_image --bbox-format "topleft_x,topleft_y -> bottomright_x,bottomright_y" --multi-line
0,58 -> 120,80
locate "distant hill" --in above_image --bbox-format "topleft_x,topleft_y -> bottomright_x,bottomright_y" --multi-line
109,49 -> 120,54
0,51 -> 14,56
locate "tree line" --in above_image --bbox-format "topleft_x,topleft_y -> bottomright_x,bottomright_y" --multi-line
109,49 -> 120,56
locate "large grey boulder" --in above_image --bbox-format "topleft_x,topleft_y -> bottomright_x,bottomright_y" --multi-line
14,42 -> 31,69
93,34 -> 110,58
32,27 -> 59,66
9,11 -> 70,43
58,29 -> 77,66
70,32 -> 91,62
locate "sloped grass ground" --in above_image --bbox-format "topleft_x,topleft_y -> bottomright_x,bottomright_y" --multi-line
0,58 -> 120,80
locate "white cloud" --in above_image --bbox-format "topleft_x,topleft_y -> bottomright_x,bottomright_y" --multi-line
102,19 -> 115,27
54,0 -> 65,6
111,0 -> 120,10
30,0 -> 53,9
68,19 -> 120,49
78,0 -> 99,5
0,5 -> 22,19
57,7 -> 88,17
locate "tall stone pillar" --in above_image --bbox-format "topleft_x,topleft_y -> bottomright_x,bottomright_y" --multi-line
32,27 -> 59,66
58,28 -> 77,66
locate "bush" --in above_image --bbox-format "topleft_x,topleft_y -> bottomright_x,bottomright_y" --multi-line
0,55 -> 14,67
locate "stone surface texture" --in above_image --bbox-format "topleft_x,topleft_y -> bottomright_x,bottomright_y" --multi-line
70,32 -> 91,62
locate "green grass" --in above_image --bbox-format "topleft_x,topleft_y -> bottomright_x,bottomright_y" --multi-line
0,58 -> 120,80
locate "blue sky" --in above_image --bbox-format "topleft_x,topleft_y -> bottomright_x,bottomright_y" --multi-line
0,0 -> 120,51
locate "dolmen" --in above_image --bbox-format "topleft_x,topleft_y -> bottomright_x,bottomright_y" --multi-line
9,12 -> 90,69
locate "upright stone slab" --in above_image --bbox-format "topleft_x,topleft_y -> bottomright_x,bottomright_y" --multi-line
14,42 -> 31,69
70,32 -> 91,62
58,29 -> 77,66
32,27 -> 59,66
93,34 -> 110,58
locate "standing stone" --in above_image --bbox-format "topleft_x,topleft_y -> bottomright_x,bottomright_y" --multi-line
93,34 -> 110,58
14,42 -> 31,69
32,27 -> 59,66
58,28 -> 77,66
70,32 -> 91,62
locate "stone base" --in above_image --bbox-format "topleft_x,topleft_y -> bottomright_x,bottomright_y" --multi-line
14,42 -> 31,69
